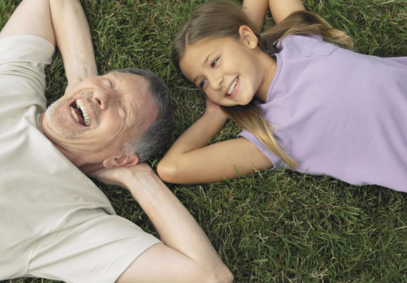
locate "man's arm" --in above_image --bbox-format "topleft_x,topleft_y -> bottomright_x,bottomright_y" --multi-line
0,0 -> 97,93
49,0 -> 97,93
90,164 -> 234,283
0,0 -> 55,44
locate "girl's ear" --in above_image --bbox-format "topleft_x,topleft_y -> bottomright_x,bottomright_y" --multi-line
238,25 -> 258,49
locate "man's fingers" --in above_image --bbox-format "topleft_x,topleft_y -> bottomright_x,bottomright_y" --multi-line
88,168 -> 113,183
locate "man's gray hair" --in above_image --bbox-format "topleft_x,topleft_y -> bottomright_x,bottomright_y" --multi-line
115,68 -> 173,162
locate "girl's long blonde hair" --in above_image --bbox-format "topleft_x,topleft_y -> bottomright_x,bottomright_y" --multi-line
172,0 -> 353,169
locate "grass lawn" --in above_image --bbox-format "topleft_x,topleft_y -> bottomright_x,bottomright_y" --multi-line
1,0 -> 407,282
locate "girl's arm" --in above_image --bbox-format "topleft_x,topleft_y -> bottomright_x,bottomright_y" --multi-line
242,0 -> 305,27
157,99 -> 272,184
242,0 -> 269,30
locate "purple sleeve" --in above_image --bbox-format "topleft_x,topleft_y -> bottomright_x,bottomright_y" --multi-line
386,57 -> 407,66
238,130 -> 279,169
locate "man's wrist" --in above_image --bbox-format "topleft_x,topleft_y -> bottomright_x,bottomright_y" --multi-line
68,63 -> 98,83
125,169 -> 164,200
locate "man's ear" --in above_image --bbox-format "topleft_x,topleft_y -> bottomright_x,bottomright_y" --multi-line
102,153 -> 139,169
239,25 -> 258,49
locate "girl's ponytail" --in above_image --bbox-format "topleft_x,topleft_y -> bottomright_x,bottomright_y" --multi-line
221,102 -> 297,169
259,11 -> 353,55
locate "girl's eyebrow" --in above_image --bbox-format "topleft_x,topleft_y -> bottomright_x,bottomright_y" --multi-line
203,50 -> 217,66
193,50 -> 218,84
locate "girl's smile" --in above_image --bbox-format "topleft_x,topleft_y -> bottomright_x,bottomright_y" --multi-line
225,76 -> 239,99
179,26 -> 277,106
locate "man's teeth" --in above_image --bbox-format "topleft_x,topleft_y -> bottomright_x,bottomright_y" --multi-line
71,107 -> 79,123
227,77 -> 238,95
76,99 -> 90,126
70,98 -> 90,126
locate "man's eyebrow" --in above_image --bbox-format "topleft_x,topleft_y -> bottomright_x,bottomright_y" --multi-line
103,73 -> 113,82
193,50 -> 217,85
107,72 -> 118,81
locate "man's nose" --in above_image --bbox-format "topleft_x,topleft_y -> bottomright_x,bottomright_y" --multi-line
93,88 -> 113,110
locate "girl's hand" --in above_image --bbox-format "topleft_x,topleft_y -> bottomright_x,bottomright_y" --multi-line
205,97 -> 227,119
242,0 -> 269,30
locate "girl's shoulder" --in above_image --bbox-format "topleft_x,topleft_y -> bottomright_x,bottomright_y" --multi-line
275,34 -> 337,58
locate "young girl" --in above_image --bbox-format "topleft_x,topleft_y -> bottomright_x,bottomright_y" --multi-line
157,0 -> 407,192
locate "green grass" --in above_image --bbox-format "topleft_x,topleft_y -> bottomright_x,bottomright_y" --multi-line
1,0 -> 407,282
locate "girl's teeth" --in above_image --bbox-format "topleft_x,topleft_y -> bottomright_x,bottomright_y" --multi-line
227,77 -> 238,95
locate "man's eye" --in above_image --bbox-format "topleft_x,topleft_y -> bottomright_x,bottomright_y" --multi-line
108,80 -> 114,88
199,79 -> 207,89
211,57 -> 219,67
105,78 -> 114,89
120,107 -> 127,118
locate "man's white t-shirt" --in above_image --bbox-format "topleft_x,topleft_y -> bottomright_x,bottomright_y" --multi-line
0,35 -> 160,283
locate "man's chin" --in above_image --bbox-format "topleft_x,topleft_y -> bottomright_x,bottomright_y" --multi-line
43,108 -> 80,140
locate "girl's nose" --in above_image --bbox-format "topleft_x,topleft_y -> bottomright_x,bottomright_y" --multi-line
209,73 -> 223,90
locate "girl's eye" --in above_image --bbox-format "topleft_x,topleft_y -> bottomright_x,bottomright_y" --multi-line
211,57 -> 219,67
199,79 -> 207,89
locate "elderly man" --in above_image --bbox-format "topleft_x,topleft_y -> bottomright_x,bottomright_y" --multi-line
0,0 -> 233,282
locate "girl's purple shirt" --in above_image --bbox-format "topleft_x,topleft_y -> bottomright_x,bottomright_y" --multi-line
239,35 -> 407,192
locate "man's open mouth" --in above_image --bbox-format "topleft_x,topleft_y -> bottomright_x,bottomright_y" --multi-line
70,99 -> 90,127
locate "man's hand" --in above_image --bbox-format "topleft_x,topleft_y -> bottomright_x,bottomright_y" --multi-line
89,163 -> 157,192
89,167 -> 131,188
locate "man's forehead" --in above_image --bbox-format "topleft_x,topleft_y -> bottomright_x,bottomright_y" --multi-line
108,72 -> 149,92
108,71 -> 157,128
109,72 -> 152,108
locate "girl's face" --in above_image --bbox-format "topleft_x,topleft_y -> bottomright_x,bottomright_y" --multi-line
179,26 -> 272,106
